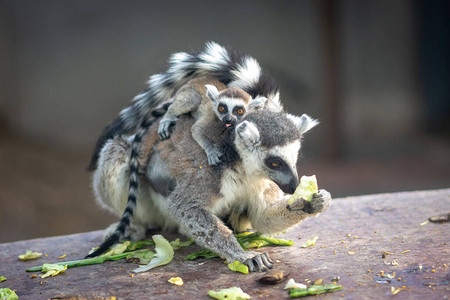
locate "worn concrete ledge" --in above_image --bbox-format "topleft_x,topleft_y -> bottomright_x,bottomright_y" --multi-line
1,189 -> 449,299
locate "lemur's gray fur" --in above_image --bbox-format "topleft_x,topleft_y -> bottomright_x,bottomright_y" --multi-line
87,42 -> 282,257
158,76 -> 267,165
90,109 -> 331,271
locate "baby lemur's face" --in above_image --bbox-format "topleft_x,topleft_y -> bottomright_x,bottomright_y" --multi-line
214,95 -> 248,128
206,85 -> 268,129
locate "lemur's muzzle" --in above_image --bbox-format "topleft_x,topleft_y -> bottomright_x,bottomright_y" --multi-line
279,177 -> 299,194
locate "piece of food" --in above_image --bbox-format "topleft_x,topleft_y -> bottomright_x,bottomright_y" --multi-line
228,261 -> 249,274
18,250 -> 42,261
100,241 -> 130,257
236,232 -> 293,249
257,270 -> 285,285
133,235 -> 174,273
126,240 -> 156,251
40,263 -> 67,278
284,278 -> 307,289
208,287 -> 250,300
0,277 -> 6,283
126,249 -> 156,265
289,284 -> 343,297
26,249 -> 149,272
287,175 -> 318,205
0,288 -> 18,300
168,277 -> 184,286
185,248 -> 220,260
170,238 -> 194,250
300,236 -> 318,248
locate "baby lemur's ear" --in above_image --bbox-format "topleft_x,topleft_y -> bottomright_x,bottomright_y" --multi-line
205,84 -> 220,103
248,96 -> 268,111
287,114 -> 319,135
236,121 -> 260,150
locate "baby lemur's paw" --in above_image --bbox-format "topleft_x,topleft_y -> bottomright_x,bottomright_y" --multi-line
206,147 -> 223,165
158,118 -> 176,140
303,189 -> 331,214
237,251 -> 274,272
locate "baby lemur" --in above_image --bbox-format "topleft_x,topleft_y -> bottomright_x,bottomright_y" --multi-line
158,77 -> 267,165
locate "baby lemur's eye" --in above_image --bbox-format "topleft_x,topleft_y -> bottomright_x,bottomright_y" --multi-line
218,106 -> 225,112
271,162 -> 279,167
237,108 -> 245,115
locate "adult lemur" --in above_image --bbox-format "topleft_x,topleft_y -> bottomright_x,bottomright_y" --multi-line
158,76 -> 267,165
87,43 -> 332,271
91,109 -> 330,271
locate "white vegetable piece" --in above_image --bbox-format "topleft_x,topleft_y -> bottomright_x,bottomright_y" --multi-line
133,235 -> 174,273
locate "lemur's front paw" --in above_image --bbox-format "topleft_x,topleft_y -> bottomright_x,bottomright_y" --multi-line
303,189 -> 332,214
158,118 -> 176,140
206,147 -> 223,165
237,251 -> 274,272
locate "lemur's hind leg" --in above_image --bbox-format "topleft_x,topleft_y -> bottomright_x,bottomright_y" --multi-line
158,88 -> 202,140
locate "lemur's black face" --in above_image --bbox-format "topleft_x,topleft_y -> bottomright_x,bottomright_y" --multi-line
217,102 -> 246,128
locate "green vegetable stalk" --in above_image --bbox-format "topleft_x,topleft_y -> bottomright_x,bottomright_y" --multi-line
26,249 -> 149,272
289,284 -> 343,297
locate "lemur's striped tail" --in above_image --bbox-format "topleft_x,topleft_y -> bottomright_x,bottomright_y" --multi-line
85,104 -> 170,258
88,41 -> 281,171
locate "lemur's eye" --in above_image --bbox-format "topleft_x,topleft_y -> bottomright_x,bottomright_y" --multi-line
237,108 -> 245,115
218,106 -> 225,112
271,162 -> 279,168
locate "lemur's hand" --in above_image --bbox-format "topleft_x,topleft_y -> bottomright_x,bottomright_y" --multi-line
234,251 -> 273,272
287,189 -> 331,214
158,117 -> 177,140
304,189 -> 331,214
206,146 -> 223,165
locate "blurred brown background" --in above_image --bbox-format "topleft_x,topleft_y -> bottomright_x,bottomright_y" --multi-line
1,0 -> 449,243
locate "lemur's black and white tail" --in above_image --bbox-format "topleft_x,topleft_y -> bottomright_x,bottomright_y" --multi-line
87,42 -> 282,258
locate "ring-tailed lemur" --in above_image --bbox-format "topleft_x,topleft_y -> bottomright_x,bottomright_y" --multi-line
158,76 -> 268,165
89,109 -> 331,272
87,43 -> 282,258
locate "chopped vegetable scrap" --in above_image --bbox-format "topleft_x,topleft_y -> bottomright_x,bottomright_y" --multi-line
391,286 -> 407,295
126,249 -> 156,265
208,287 -> 251,300
170,238 -> 194,250
236,232 -> 293,250
0,288 -> 18,300
126,240 -> 156,251
284,278 -> 307,290
300,236 -> 318,248
0,276 -> 6,283
18,250 -> 42,261
57,254 -> 66,259
40,263 -> 67,278
168,277 -> 184,286
185,248 -> 220,260
228,261 -> 249,274
287,175 -> 318,205
289,284 -> 343,298
133,235 -> 174,273
100,241 -> 130,257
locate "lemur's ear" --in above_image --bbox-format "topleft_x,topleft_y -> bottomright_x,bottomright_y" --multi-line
205,84 -> 220,103
236,121 -> 260,150
248,96 -> 268,111
287,114 -> 319,135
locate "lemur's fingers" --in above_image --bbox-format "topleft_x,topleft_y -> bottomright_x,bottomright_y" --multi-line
261,252 -> 274,268
253,255 -> 268,272
245,258 -> 257,272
